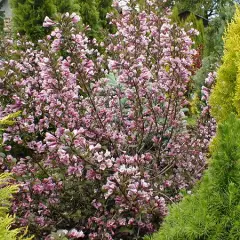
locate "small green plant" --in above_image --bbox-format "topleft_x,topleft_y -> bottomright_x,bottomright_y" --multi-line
0,111 -> 21,128
149,113 -> 240,240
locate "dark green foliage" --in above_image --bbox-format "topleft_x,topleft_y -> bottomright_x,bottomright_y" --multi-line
76,0 -> 113,39
193,3 -> 235,91
97,0 -> 114,33
171,7 -> 205,48
10,0 -> 81,41
149,113 -> 240,240
204,3 -> 235,57
171,1 -> 237,92
10,0 -> 57,40
0,0 -> 5,31
55,0 -> 80,15
0,0 -> 4,9
170,3 -> 235,92
10,0 -> 113,41
77,0 -> 100,38
174,0 -> 237,20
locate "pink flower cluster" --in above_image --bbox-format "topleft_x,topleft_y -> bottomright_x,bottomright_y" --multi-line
0,1 -> 214,239
201,72 -> 217,116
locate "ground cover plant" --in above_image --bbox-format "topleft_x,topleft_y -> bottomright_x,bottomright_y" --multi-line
0,0 -> 214,239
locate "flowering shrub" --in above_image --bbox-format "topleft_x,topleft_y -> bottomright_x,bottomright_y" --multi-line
0,1 -> 214,239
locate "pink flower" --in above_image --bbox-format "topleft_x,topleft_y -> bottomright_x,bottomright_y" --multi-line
45,132 -> 57,151
128,218 -> 135,225
99,163 -> 106,171
32,184 -> 44,194
4,145 -> 11,151
0,4 -> 215,239
70,13 -> 81,23
118,218 -> 126,226
68,229 -> 85,238
43,16 -> 56,27
35,216 -> 45,226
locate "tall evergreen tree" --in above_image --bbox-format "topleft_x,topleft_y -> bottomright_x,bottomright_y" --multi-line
171,7 -> 205,48
0,0 -> 4,9
76,0 -> 113,39
97,0 -> 113,32
77,0 -> 100,38
55,0 -> 79,14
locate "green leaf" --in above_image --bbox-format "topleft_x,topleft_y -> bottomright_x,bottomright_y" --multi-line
119,226 -> 134,235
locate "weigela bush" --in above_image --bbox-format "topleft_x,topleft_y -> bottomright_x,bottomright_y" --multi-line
0,1 -> 214,239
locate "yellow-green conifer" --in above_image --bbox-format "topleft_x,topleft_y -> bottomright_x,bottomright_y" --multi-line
210,7 -> 240,122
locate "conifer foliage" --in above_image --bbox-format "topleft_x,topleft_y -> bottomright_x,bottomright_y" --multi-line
149,113 -> 240,240
210,7 -> 240,122
171,7 -> 205,49
77,0 -> 113,39
10,0 -> 58,40
10,0 -> 113,41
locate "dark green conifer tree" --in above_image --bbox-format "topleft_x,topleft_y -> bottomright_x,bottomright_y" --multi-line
55,0 -> 80,14
10,0 -> 113,41
174,0 -> 237,20
10,0 -> 57,40
97,0 -> 113,33
77,0 -> 100,38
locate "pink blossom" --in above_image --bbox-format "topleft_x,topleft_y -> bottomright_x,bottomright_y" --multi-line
68,229 -> 85,238
43,16 -> 56,27
70,13 -> 81,23
0,2 -> 215,239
